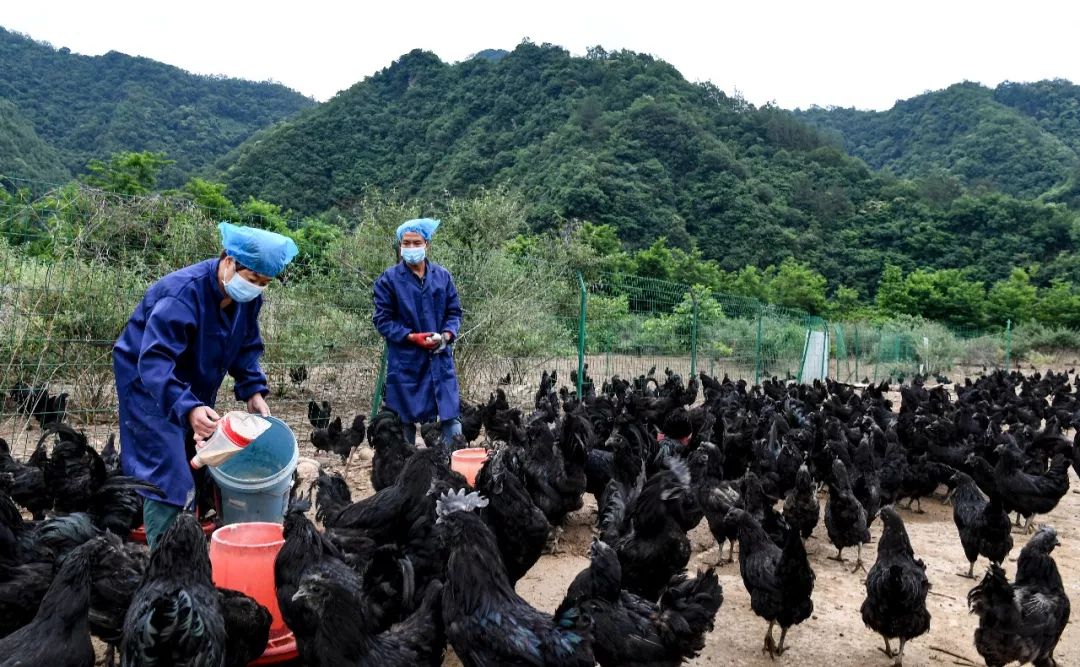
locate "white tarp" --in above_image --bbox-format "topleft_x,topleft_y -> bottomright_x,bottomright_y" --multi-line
801,329 -> 830,382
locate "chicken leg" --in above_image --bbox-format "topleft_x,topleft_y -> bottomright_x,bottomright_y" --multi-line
776,626 -> 790,656
828,547 -> 845,562
877,636 -> 893,658
762,620 -> 777,659
894,637 -> 907,666
851,544 -> 867,574
957,561 -> 976,579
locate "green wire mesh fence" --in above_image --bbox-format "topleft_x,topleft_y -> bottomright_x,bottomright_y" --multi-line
0,183 -> 1024,454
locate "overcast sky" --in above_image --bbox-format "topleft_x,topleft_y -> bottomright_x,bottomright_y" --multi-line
3,0 -> 1076,110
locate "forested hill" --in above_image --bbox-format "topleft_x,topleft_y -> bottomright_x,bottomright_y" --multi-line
217,43 -> 1079,291
220,41 -> 878,260
0,27 -> 317,186
795,80 -> 1080,201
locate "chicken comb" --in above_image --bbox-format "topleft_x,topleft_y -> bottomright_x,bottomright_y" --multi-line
436,487 -> 489,518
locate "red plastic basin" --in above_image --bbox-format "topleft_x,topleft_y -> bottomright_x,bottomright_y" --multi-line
451,447 -> 489,487
209,522 -> 297,664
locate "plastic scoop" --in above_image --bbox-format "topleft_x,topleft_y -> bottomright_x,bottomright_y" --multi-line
191,411 -> 272,469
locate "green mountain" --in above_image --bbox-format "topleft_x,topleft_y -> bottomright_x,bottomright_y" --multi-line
0,27 -> 317,186
217,43 -> 1079,292
0,99 -> 69,183
795,81 -> 1080,199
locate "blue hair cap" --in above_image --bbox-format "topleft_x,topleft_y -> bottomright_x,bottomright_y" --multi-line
218,222 -> 300,277
395,217 -> 441,242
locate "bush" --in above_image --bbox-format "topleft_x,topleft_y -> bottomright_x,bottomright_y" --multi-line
1011,322 -> 1080,357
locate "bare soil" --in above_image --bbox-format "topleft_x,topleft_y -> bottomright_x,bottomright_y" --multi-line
66,373 -> 1079,666
309,440 -> 1080,667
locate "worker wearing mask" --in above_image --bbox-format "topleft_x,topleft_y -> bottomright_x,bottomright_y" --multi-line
373,218 -> 463,450
113,222 -> 298,547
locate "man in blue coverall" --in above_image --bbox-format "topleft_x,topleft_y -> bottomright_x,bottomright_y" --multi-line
113,222 -> 298,547
372,218 -> 464,449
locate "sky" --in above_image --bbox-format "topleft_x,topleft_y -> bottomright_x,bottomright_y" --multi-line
2,0 -> 1077,110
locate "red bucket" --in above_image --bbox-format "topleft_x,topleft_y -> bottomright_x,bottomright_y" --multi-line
209,522 -> 298,664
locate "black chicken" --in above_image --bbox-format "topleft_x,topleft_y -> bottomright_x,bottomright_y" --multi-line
86,531 -> 149,655
311,414 -> 367,462
458,400 -> 484,443
968,526 -> 1070,667
290,560 -> 445,666
852,437 -> 882,526
522,417 -> 587,539
825,458 -> 871,572
897,458 -> 955,513
0,559 -> 53,638
307,400 -> 332,429
40,423 -> 162,525
438,489 -> 594,667
782,463 -> 820,541
689,442 -> 742,564
860,506 -> 931,666
556,539 -> 723,667
121,513 -> 226,666
993,438 -> 1071,533
368,409 -> 414,491
317,449 -> 452,547
949,472 -> 1013,578
0,537 -> 99,667
475,446 -> 549,585
8,385 -> 69,428
218,588 -> 272,667
726,509 -> 815,657
276,499 -> 351,665
610,468 -> 694,600
289,365 -> 309,386
0,435 -> 50,519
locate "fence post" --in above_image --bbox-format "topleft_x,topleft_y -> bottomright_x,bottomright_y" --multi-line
370,343 -> 388,420
689,287 -> 699,378
577,271 -> 587,397
821,320 -> 829,380
853,324 -> 859,383
1004,319 -> 1012,369
754,303 -> 764,386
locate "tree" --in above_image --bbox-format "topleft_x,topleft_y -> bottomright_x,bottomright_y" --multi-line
903,269 -> 986,328
765,258 -> 828,314
83,151 -> 174,196
828,285 -> 863,319
986,268 -> 1037,324
184,178 -> 237,220
1035,279 -> 1080,329
875,265 -> 911,316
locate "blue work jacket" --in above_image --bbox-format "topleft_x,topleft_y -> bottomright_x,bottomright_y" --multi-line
372,260 -> 462,424
112,258 -> 268,507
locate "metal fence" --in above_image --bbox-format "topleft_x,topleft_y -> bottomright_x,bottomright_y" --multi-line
0,183 -> 1018,453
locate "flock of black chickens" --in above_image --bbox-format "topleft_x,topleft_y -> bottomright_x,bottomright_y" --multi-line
0,365 -> 1076,666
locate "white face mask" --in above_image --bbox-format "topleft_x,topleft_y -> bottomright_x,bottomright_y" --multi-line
224,262 -> 267,302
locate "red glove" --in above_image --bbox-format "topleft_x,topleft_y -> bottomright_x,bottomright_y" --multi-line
407,332 -> 440,350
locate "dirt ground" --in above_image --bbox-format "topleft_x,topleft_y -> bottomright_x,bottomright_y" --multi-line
314,439 -> 1080,667
66,379 -> 1079,667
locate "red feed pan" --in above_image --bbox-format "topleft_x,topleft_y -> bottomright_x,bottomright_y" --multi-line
209,522 -> 298,664
451,447 -> 489,487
